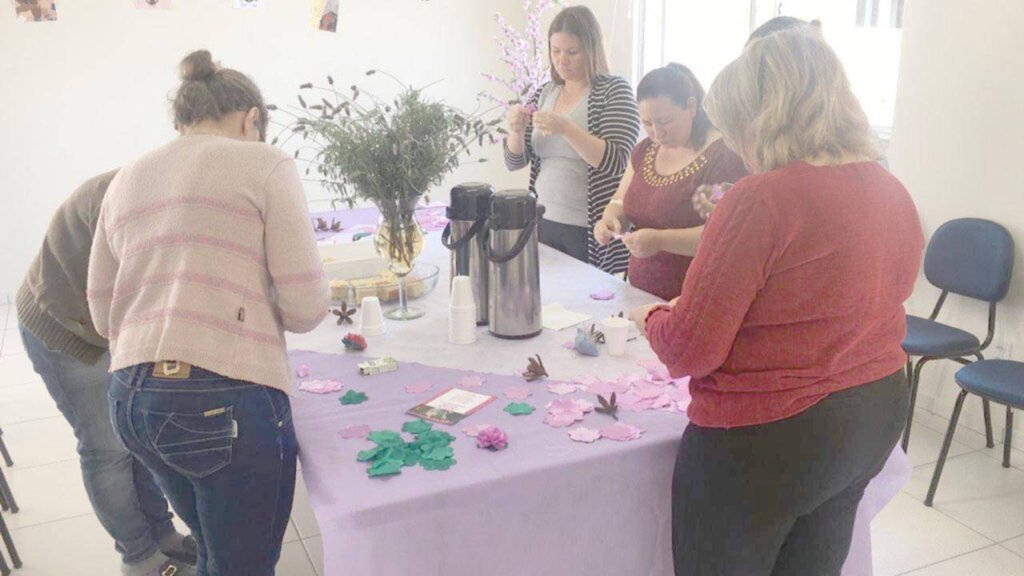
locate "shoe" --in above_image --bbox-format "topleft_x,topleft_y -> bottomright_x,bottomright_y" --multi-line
162,535 -> 198,565
145,560 -> 197,576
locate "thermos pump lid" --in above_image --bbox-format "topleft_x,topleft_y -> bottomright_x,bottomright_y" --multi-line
447,182 -> 495,221
490,189 -> 542,230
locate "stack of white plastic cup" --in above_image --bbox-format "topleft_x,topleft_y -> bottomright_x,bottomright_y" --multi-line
359,296 -> 386,336
449,276 -> 477,345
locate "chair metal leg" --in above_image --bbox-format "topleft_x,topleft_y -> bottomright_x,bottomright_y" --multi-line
0,546 -> 10,576
903,358 -> 929,451
926,389 -> 970,506
0,427 -> 12,468
0,511 -> 20,569
0,482 -> 7,513
983,398 -> 996,448
0,469 -> 17,515
1005,407 -> 1014,468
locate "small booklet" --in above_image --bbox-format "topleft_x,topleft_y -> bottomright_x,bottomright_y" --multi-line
407,388 -> 496,425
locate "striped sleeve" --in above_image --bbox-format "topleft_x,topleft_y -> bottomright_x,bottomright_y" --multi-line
594,77 -> 641,177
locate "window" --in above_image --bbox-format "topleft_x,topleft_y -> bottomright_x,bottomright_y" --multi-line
638,0 -> 904,131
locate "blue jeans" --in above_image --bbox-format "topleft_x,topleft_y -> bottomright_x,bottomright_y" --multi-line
109,363 -> 297,576
18,325 -> 175,565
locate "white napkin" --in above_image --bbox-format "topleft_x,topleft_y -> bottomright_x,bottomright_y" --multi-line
542,303 -> 592,331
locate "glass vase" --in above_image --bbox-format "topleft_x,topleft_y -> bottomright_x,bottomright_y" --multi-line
374,201 -> 426,320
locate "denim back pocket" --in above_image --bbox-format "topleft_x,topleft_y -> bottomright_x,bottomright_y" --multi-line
142,406 -> 235,479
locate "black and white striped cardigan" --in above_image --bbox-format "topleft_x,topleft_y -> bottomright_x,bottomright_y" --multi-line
504,75 -> 641,275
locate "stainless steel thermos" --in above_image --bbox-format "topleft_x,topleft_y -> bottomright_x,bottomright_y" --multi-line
486,190 -> 544,339
442,183 -> 494,325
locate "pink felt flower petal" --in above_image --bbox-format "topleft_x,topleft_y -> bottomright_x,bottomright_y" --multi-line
544,413 -> 579,428
295,365 -> 310,378
298,379 -> 344,394
617,394 -> 656,412
600,422 -> 645,441
405,382 -> 434,394
462,424 -> 493,438
504,386 -> 533,400
568,427 -> 602,443
585,380 -> 616,397
562,340 -> 576,350
638,358 -> 672,381
458,375 -> 486,389
548,382 -> 580,396
339,424 -> 371,439
589,289 -> 615,301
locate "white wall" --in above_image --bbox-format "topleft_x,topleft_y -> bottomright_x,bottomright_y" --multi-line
0,0 -> 533,297
889,0 -> 1024,440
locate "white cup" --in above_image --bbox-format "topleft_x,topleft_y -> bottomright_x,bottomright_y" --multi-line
602,316 -> 630,356
360,296 -> 386,336
450,275 -> 475,308
449,302 -> 477,345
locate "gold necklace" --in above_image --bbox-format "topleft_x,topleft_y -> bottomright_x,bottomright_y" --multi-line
642,143 -> 708,187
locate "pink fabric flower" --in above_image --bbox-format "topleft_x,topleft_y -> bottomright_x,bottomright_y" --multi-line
476,426 -> 509,451
296,365 -> 310,378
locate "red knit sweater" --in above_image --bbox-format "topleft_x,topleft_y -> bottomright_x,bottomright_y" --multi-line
645,161 -> 924,428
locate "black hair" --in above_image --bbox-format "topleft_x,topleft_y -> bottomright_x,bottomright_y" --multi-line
636,63 -> 711,148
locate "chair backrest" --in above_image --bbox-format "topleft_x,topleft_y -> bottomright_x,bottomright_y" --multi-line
924,218 -> 1015,302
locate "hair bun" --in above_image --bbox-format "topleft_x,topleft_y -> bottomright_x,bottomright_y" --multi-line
179,50 -> 218,82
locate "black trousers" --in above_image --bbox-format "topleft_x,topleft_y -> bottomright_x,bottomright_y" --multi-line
538,217 -> 589,263
672,370 -> 907,576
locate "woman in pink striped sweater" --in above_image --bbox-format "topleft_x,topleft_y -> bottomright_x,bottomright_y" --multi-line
88,50 -> 329,576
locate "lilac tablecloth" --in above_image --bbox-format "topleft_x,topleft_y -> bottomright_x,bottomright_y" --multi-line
286,234 -> 910,576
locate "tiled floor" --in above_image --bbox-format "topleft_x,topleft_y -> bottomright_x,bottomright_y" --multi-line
3,302 -> 1024,575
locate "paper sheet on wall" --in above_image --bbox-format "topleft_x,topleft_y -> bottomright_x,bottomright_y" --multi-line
311,0 -> 338,32
11,0 -> 57,22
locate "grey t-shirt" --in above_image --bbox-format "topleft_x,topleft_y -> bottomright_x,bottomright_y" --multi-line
532,84 -> 590,227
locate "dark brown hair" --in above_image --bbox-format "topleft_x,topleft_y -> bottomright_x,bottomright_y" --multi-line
173,50 -> 268,141
548,6 -> 609,84
636,63 -> 711,148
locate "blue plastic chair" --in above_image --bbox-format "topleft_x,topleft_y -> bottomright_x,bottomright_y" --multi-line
902,218 -> 1015,451
926,360 -> 1024,505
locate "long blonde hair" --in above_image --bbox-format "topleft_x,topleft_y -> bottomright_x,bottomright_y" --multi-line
704,27 -> 878,172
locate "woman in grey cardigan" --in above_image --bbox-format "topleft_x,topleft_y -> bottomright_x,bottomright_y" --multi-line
504,5 -> 640,275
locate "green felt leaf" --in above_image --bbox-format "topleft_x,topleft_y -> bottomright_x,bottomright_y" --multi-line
418,430 -> 455,445
401,420 -> 434,435
367,430 -> 404,445
367,458 -> 404,477
504,402 -> 535,416
403,450 -> 420,467
421,457 -> 456,471
356,446 -> 385,462
340,390 -> 369,405
421,445 -> 454,461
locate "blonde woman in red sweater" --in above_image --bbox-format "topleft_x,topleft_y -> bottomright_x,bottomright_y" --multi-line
632,28 -> 924,575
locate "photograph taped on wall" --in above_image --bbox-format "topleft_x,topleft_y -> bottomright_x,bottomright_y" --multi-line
132,0 -> 171,9
234,0 -> 261,8
11,0 -> 57,22
312,0 -> 339,33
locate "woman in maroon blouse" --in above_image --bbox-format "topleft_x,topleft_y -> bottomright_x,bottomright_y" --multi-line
594,64 -> 747,300
631,29 -> 924,575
